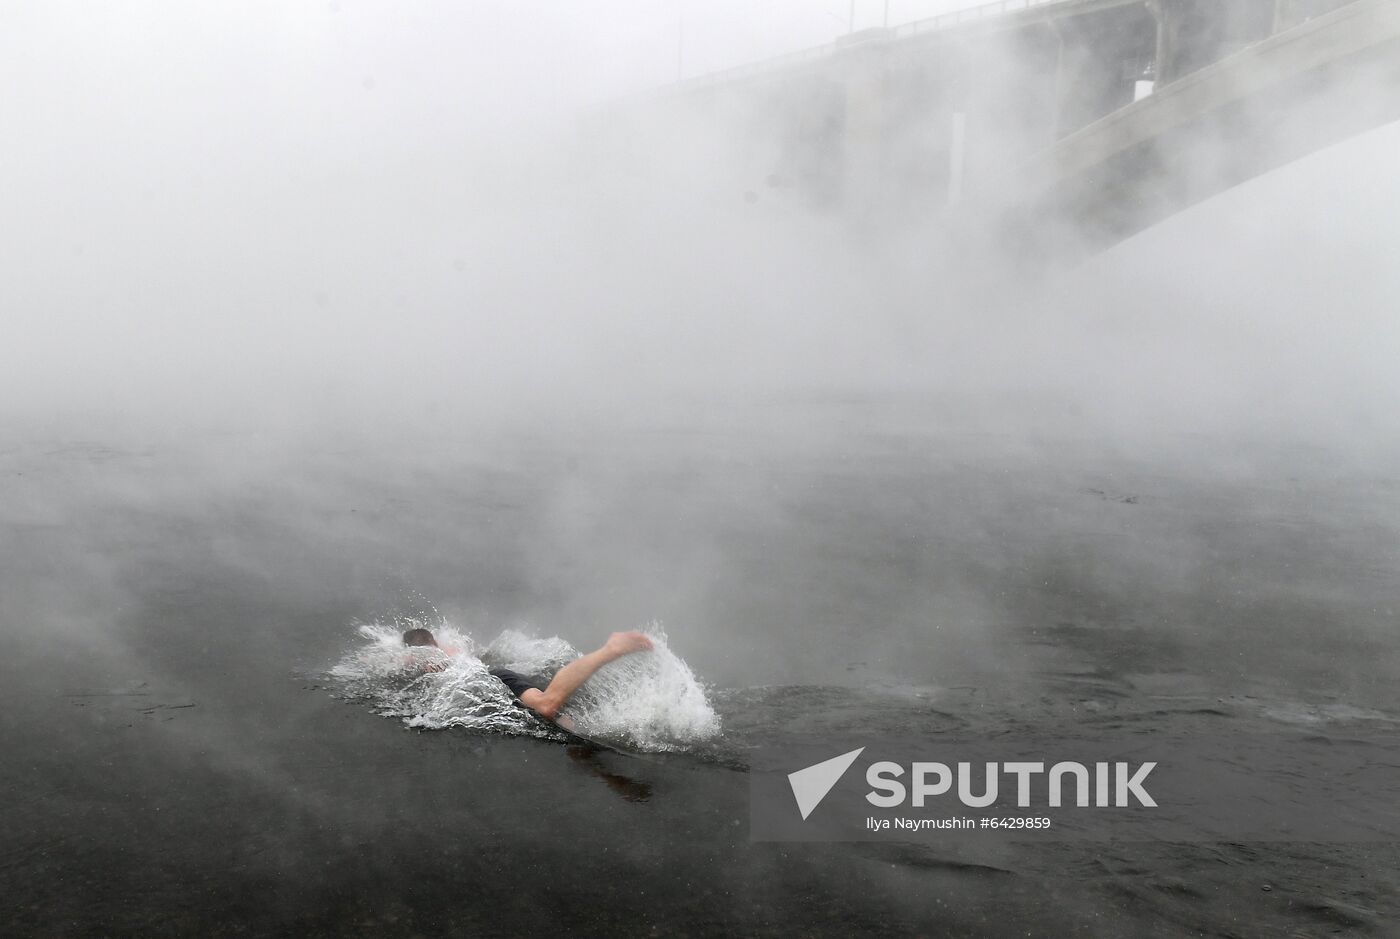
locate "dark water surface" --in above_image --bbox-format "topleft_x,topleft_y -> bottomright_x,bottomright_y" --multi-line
3,402 -> 1399,937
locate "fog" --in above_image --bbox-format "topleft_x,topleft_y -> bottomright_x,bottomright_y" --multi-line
5,0 -> 1399,675
5,6 -> 1400,933
2,2 -> 1396,455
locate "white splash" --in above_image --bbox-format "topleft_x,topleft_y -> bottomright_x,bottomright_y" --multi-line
328,617 -> 720,751
560,623 -> 722,750
481,628 -> 579,675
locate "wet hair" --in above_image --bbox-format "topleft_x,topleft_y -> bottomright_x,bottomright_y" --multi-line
402,628 -> 437,647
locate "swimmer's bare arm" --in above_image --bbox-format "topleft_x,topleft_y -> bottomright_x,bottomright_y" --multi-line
520,631 -> 653,721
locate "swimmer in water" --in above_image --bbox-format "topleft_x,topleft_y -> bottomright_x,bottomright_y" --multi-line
402,627 -> 654,725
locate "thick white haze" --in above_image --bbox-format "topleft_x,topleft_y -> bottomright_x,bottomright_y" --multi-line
2,0 -> 1399,461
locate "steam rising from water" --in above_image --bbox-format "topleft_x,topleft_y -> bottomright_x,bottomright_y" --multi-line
329,619 -> 720,751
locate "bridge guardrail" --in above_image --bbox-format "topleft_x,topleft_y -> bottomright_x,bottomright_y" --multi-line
670,0 -> 1071,95
893,0 -> 1063,38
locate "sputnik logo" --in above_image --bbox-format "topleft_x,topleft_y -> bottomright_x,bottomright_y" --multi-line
787,747 -> 865,820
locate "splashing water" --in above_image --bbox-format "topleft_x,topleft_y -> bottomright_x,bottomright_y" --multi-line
328,618 -> 720,751
328,618 -> 555,738
558,626 -> 722,750
481,628 -> 579,676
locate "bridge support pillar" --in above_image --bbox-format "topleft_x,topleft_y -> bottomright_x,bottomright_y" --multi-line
958,27 -> 1060,192
1149,0 -> 1278,85
1051,4 -> 1158,138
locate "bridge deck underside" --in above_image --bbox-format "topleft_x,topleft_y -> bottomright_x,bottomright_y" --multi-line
1010,0 -> 1400,261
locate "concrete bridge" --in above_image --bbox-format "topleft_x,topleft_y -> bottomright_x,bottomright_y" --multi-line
637,0 -> 1400,260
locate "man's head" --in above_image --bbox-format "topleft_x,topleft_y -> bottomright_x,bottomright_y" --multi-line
402,628 -> 438,648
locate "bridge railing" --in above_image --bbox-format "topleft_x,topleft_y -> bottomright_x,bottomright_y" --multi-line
670,0 -> 1076,95
671,42 -> 837,94
893,0 -> 1065,38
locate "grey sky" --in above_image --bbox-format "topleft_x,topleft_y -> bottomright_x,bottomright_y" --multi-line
0,1 -> 976,415
3,1 -> 1398,453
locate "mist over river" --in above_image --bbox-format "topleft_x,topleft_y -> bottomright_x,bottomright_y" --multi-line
4,394 -> 1399,936
5,2 -> 1400,935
